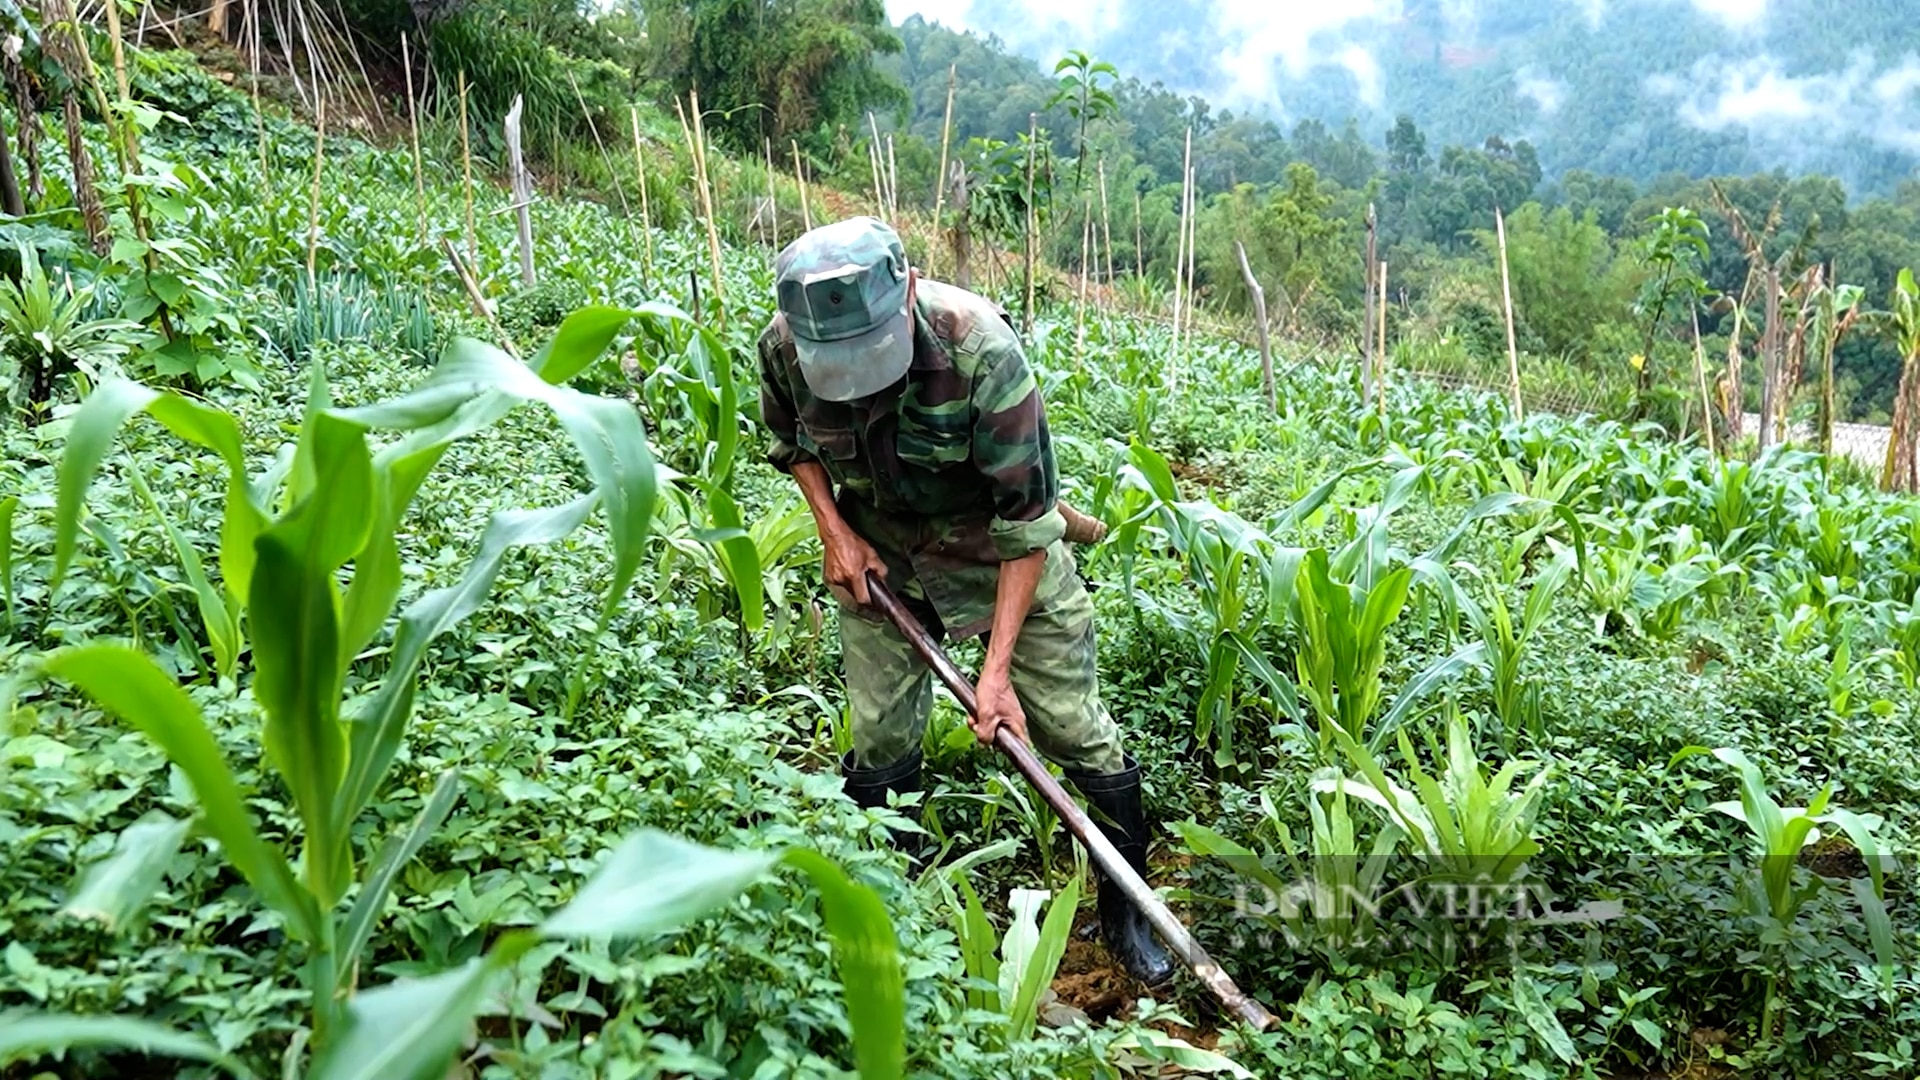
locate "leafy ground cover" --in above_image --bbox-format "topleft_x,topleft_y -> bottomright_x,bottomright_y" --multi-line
3,47 -> 1918,1080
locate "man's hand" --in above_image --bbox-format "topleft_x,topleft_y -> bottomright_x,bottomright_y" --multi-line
971,668 -> 1029,747
822,525 -> 888,607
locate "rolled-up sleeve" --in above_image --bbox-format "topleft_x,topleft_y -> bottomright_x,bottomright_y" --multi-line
758,324 -> 816,474
970,334 -> 1065,560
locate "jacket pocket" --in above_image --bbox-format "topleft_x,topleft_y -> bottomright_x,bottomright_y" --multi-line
896,422 -> 971,469
797,425 -> 859,460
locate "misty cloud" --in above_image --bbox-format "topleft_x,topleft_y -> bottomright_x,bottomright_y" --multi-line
1648,52 -> 1920,156
1515,66 -> 1566,115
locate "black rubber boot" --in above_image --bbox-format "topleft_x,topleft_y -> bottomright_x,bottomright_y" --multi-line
840,749 -> 924,860
1068,755 -> 1178,987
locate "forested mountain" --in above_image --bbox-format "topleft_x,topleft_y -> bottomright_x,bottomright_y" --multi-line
885,0 -> 1920,195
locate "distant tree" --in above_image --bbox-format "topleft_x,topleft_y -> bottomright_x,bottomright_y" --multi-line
1387,115 -> 1428,173
1046,49 -> 1118,195
1633,206 -> 1711,416
641,0 -> 906,156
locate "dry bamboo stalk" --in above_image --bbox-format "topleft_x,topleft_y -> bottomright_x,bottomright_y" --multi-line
1760,265 -> 1780,451
1376,260 -> 1389,417
306,96 -> 324,288
932,62 -> 956,224
402,33 -> 426,243
1023,112 -> 1038,335
791,139 -> 813,230
1075,199 -> 1092,360
886,133 -> 899,218
1097,157 -> 1114,285
684,90 -> 726,317
1495,207 -> 1523,420
1362,203 -> 1377,407
1133,188 -> 1144,283
459,71 -> 476,264
756,134 -> 771,249
505,95 -> 535,285
1691,305 -> 1716,456
867,112 -> 886,217
1183,162 -> 1198,343
630,106 -> 656,286
1170,126 -> 1191,378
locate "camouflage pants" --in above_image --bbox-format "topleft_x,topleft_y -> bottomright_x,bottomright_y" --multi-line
840,574 -> 1127,776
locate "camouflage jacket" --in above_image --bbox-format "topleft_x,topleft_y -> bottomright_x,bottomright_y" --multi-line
758,278 -> 1074,637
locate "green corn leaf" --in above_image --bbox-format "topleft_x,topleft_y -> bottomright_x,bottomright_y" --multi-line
1107,1031 -> 1256,1078
783,850 -> 906,1080
340,496 -> 598,830
125,463 -> 241,679
40,645 -> 317,942
1170,820 -> 1291,899
1373,642 -> 1487,747
251,412 -> 372,907
60,811 -> 192,932
1126,438 -> 1179,504
700,484 -> 764,632
1008,878 -> 1080,1042
0,1012 -> 247,1077
540,829 -> 777,939
338,770 -> 462,977
307,947 -> 526,1080
1849,876 -> 1898,994
1226,629 -> 1302,724
950,874 -> 1001,1012
53,380 -> 264,604
0,494 -> 16,623
530,305 -> 637,384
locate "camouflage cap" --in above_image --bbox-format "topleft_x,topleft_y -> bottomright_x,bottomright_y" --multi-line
773,216 -> 913,402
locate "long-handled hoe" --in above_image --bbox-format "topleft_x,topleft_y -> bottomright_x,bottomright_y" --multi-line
862,570 -> 1277,1032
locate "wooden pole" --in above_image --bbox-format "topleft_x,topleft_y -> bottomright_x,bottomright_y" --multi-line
1236,241 -> 1276,413
791,140 -> 813,231
764,137 -> 779,251
1691,305 -> 1716,456
1023,112 -> 1038,336
932,62 -> 956,223
402,33 -> 426,244
306,96 -> 325,288
504,95 -> 536,286
1362,202 -> 1377,407
630,105 -> 656,288
886,133 -> 900,219
867,112 -> 887,218
459,71 -> 476,265
1495,207 -> 1524,420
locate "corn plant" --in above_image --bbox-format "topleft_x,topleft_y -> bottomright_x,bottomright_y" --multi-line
1174,779 -> 1400,954
0,244 -> 140,419
31,307 -> 908,1077
936,874 -> 1081,1043
1674,746 -> 1895,1045
1457,551 -> 1574,747
1323,706 -> 1551,889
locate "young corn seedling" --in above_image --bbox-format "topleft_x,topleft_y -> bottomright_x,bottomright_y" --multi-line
1675,746 -> 1896,1046
29,308 -> 908,1079
1457,551 -> 1574,747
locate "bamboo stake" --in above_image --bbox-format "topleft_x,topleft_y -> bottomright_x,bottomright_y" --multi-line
505,95 -> 535,286
306,96 -> 324,288
1495,207 -> 1523,420
1097,157 -> 1114,286
1133,188 -> 1144,283
684,91 -> 726,318
1170,127 -> 1191,379
1376,260 -> 1389,418
791,139 -> 813,230
867,112 -> 886,218
1023,112 -> 1038,336
1236,241 -> 1276,413
886,133 -> 900,218
1362,203 -> 1377,407
1760,265 -> 1780,451
1691,305 -> 1716,456
459,71 -> 476,264
1184,162 -> 1198,342
932,62 -> 956,224
756,135 -> 771,249
402,33 -> 426,243
630,105 -> 656,288
1075,199 -> 1091,361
